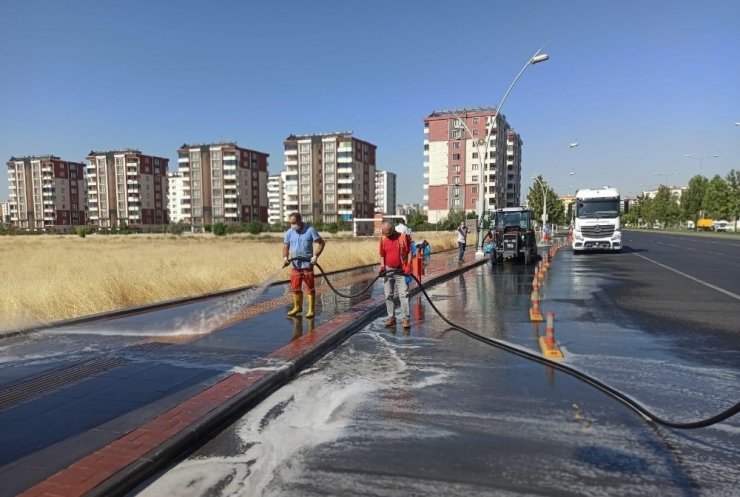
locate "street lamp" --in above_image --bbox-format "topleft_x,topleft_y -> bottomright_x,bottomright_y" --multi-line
653,171 -> 680,187
684,154 -> 719,177
452,47 -> 549,258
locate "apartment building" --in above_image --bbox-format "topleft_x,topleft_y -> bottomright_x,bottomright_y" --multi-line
423,107 -> 515,223
176,142 -> 268,230
505,130 -> 523,207
6,155 -> 86,232
86,150 -> 168,229
167,171 -> 185,224
0,200 -> 9,224
374,170 -> 396,215
283,132 -> 376,224
267,173 -> 285,225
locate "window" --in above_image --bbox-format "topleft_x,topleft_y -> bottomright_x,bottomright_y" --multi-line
300,143 -> 310,153
452,153 -> 460,160
453,142 -> 460,149
452,165 -> 460,173
472,152 -> 478,158
473,129 -> 479,137
473,117 -> 479,124
472,176 -> 478,182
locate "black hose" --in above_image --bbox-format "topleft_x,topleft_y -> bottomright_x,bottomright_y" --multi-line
403,271 -> 739,429
284,256 -> 381,299
290,254 -> 738,428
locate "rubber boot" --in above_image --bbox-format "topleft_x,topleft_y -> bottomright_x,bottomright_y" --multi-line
305,292 -> 316,318
287,291 -> 303,316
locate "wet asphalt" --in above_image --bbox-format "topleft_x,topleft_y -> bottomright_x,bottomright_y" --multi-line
135,238 -> 740,497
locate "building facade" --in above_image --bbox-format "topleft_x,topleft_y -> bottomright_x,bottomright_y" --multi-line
267,173 -> 285,225
283,132 -> 376,224
0,200 -> 10,224
176,142 -> 269,230
374,170 -> 396,215
86,150 -> 169,229
6,155 -> 86,232
423,107 -> 517,223
505,130 -> 523,207
167,171 -> 185,224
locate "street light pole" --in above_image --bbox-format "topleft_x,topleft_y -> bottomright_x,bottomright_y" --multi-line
454,47 -> 549,258
684,154 -> 719,177
652,171 -> 680,187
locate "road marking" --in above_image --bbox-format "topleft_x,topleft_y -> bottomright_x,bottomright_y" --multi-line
631,253 -> 740,301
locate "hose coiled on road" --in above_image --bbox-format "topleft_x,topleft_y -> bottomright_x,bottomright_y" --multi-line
296,256 -> 739,429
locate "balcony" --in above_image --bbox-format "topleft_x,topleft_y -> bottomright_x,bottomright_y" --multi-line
224,174 -> 237,180
337,198 -> 353,205
336,166 -> 352,174
337,188 -> 352,194
224,202 -> 238,209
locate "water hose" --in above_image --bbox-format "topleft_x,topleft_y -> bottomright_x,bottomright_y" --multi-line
292,255 -> 739,429
284,256 -> 381,299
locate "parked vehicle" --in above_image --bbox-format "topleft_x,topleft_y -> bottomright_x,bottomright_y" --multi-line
572,187 -> 622,253
713,220 -> 730,232
696,218 -> 714,231
490,207 -> 538,264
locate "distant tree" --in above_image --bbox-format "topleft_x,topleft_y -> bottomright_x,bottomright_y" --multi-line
681,175 -> 709,221
651,186 -> 681,227
726,169 -> 740,226
527,176 -> 566,226
406,212 -> 427,232
703,175 -> 731,220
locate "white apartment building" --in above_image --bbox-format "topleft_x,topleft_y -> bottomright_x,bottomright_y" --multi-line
267,173 -> 284,225
167,171 -> 185,224
423,107 -> 520,223
0,200 -> 10,224
283,132 -> 376,224
374,170 -> 396,215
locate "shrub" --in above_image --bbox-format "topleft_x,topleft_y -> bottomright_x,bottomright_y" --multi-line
166,222 -> 184,235
213,222 -> 227,236
327,222 -> 339,234
244,220 -> 263,235
75,226 -> 92,238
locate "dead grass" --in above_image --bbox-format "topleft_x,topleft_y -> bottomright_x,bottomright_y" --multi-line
0,231 -> 457,331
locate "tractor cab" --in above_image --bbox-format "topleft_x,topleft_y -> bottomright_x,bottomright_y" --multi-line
491,207 -> 538,264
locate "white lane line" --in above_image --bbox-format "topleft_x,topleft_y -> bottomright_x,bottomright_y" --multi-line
631,253 -> 740,301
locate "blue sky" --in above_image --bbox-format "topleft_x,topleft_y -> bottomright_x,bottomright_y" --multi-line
1,0 -> 739,204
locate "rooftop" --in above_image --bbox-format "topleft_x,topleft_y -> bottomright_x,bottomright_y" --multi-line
285,131 -> 353,140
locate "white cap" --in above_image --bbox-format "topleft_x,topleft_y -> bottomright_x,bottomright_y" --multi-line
395,224 -> 407,234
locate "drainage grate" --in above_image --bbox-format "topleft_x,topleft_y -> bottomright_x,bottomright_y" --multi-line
0,357 -> 128,410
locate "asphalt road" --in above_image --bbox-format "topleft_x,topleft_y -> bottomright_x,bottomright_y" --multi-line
135,249 -> 740,497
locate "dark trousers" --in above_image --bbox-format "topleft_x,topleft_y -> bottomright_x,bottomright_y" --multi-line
458,242 -> 466,261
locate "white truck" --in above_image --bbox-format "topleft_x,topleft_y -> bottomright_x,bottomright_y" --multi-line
571,187 -> 622,253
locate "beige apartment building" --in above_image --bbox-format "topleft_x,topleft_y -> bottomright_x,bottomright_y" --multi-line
282,132 -> 376,224
423,107 -> 522,223
176,142 -> 268,230
6,155 -> 86,232
85,150 -> 169,230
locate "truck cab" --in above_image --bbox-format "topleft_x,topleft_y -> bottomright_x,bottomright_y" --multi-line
572,187 -> 622,253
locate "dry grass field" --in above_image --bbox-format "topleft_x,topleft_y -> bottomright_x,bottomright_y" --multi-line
0,231 -> 457,332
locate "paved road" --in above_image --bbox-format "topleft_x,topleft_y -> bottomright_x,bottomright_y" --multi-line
136,248 -> 740,497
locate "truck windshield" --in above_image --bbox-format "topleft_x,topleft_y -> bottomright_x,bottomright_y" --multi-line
576,199 -> 619,218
